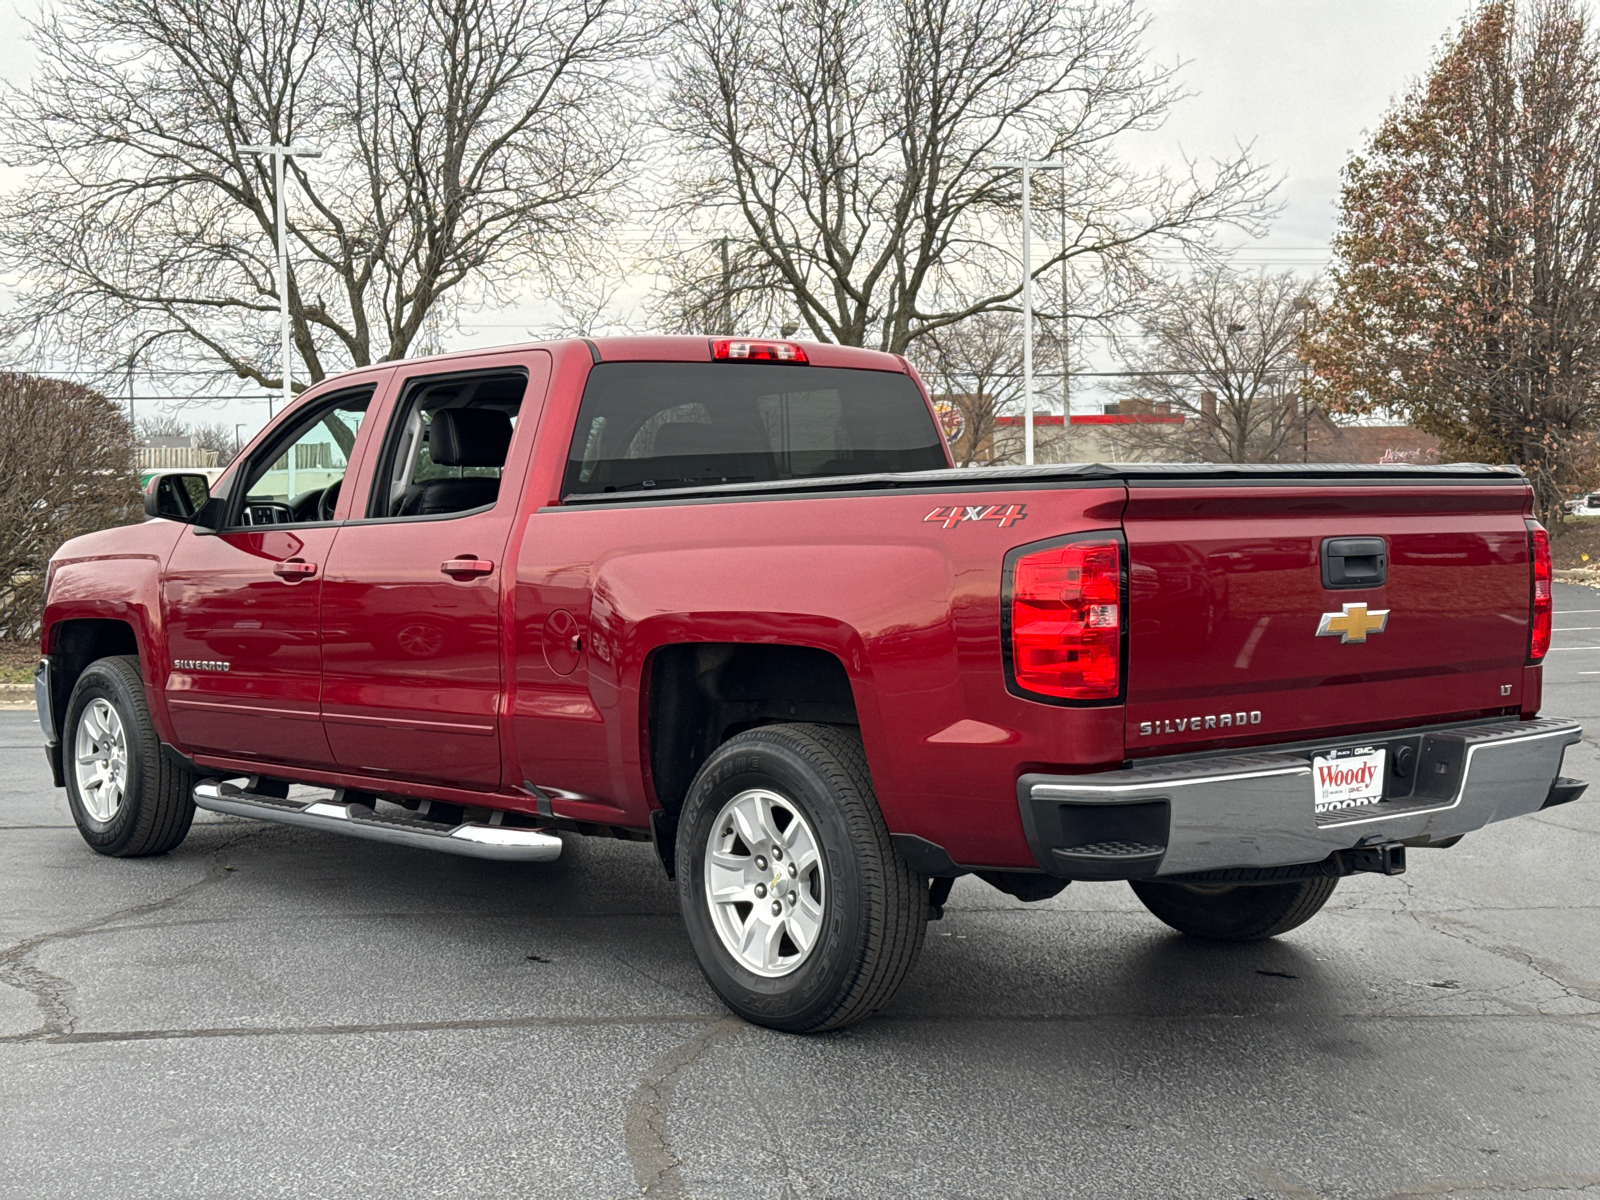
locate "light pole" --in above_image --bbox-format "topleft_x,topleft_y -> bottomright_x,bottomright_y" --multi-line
239,143 -> 321,421
234,423 -> 248,459
996,158 -> 1063,465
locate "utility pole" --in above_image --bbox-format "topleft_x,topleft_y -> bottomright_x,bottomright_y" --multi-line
1060,187 -> 1070,426
240,143 -> 322,422
719,237 -> 732,335
996,159 -> 1064,465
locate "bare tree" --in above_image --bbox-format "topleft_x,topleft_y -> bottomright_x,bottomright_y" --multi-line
652,0 -> 1275,353
0,375 -> 139,641
914,311 -> 1071,465
136,415 -> 242,466
1108,267 -> 1319,463
0,0 -> 646,396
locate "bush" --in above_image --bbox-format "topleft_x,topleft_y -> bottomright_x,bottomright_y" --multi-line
0,373 -> 140,641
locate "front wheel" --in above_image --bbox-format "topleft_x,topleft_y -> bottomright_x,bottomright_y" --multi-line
62,655 -> 196,857
1129,875 -> 1339,941
676,724 -> 926,1033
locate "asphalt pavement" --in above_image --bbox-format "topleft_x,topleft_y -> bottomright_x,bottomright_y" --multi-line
1,586 -> 1597,1199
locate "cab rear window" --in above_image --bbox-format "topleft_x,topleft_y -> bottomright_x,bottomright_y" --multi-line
561,362 -> 945,496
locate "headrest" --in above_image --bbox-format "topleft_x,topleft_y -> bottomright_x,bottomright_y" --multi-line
430,408 -> 513,468
651,421 -> 768,457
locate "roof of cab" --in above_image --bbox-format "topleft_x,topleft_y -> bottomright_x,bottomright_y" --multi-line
302,335 -> 910,391
586,335 -> 907,373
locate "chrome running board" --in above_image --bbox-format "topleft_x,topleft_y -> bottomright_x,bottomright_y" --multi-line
193,779 -> 563,862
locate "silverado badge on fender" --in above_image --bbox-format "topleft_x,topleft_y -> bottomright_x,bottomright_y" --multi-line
1316,603 -> 1389,644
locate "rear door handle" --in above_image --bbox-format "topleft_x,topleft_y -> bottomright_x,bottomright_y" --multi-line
441,558 -> 495,578
1321,537 -> 1387,589
272,559 -> 318,580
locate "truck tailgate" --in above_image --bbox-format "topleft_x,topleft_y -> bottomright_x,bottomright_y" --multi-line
1123,482 -> 1533,755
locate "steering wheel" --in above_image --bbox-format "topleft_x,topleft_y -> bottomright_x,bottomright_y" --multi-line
317,479 -> 342,522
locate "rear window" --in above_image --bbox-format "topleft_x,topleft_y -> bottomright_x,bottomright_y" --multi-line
561,362 -> 946,496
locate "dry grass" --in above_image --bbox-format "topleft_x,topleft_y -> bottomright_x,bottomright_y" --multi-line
0,639 -> 37,685
1553,516 -> 1600,571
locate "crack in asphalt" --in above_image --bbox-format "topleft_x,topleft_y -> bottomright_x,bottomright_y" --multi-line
0,1008 -> 1595,1049
1373,1175 -> 1600,1198
1420,913 -> 1600,1008
2,1013 -> 718,1046
0,828 -> 264,1042
1529,814 -> 1600,836
624,1015 -> 744,1198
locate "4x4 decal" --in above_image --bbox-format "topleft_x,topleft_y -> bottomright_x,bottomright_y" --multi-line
923,502 -> 1028,529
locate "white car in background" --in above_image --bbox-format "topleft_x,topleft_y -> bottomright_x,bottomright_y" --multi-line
1567,492 -> 1600,516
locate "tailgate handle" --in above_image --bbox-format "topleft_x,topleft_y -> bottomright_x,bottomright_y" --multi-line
1322,537 -> 1387,589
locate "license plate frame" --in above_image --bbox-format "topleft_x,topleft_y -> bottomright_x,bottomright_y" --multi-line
1312,745 -> 1387,815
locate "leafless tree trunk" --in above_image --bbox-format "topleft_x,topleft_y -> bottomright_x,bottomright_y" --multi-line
1109,267 -> 1320,463
0,0 -> 646,396
0,374 -> 139,641
914,311 -> 1070,465
652,0 -> 1275,353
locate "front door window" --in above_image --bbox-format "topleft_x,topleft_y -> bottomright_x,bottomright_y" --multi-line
236,393 -> 370,526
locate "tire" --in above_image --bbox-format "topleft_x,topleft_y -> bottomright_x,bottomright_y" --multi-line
61,655 -> 196,858
1128,875 -> 1339,941
675,723 -> 927,1033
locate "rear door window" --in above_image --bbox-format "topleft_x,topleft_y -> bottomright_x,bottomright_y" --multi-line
562,363 -> 945,495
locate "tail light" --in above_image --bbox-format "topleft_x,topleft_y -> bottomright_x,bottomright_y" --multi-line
711,339 -> 808,363
1529,521 -> 1552,661
1008,536 -> 1122,701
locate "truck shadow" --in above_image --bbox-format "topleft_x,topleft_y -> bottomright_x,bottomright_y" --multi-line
179,817 -> 1350,1030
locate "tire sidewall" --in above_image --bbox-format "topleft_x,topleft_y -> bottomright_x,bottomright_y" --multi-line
62,662 -> 151,853
677,735 -> 868,1029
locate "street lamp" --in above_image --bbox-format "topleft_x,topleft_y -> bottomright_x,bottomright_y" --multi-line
995,158 -> 1064,465
234,423 -> 248,458
239,143 -> 321,420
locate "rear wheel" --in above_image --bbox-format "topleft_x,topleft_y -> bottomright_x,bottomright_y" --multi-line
676,723 -> 926,1033
1128,876 -> 1339,941
62,656 -> 196,858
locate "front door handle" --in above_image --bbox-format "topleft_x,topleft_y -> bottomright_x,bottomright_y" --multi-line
441,557 -> 495,579
273,559 -> 318,580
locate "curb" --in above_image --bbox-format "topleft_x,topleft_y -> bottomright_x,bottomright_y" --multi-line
1555,568 -> 1600,590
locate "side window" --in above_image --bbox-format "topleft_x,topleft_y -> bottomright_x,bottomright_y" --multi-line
232,388 -> 372,526
364,370 -> 527,520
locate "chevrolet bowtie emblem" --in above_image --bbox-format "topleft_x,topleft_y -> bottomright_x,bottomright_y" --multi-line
1317,602 -> 1390,643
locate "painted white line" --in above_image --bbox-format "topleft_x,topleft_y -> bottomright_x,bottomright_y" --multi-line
1554,626 -> 1600,631
1578,671 -> 1600,675
1547,646 -> 1600,651
1555,609 -> 1600,614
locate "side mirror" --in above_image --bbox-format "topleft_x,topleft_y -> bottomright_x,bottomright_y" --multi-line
144,473 -> 212,524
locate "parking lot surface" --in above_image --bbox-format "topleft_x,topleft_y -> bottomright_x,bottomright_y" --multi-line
1,584 -> 1597,1200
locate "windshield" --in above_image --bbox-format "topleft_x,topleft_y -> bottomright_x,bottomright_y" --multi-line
561,362 -> 945,496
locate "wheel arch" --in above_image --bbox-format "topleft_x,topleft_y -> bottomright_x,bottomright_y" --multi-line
45,617 -> 142,741
644,641 -> 863,826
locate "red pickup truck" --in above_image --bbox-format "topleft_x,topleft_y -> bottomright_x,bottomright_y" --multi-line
35,336 -> 1585,1032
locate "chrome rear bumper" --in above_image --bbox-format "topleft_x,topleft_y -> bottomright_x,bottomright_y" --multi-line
1017,717 -> 1583,880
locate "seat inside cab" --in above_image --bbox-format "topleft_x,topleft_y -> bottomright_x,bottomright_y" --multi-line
376,372 -> 525,518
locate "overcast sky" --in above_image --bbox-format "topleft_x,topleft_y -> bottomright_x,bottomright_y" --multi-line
0,0 -> 1486,423
1135,0 -> 1471,255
